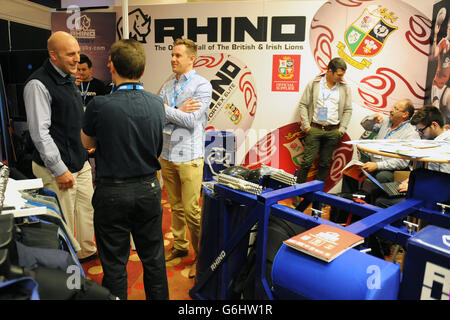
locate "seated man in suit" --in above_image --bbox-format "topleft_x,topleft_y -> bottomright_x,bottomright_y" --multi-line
375,105 -> 450,208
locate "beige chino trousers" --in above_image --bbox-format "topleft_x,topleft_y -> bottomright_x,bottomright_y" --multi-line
160,158 -> 204,255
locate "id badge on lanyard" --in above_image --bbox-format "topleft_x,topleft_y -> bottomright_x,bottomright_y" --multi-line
165,72 -> 196,135
171,71 -> 196,108
317,107 -> 328,121
163,124 -> 175,135
319,79 -> 336,122
81,81 -> 90,110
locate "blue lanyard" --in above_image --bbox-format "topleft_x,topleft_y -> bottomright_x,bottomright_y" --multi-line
384,121 -> 409,139
321,77 -> 337,104
80,81 -> 91,105
171,71 -> 196,108
115,83 -> 144,91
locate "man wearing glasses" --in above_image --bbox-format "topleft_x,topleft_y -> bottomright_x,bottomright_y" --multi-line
341,99 -> 420,197
375,105 -> 450,208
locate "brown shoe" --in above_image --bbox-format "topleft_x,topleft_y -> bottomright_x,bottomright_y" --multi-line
188,261 -> 197,279
165,247 -> 188,261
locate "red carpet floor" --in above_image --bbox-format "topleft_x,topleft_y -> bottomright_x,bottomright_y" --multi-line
80,186 -> 195,300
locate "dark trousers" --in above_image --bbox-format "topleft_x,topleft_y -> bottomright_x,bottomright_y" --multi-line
92,175 -> 169,300
296,126 -> 341,184
375,196 -> 404,208
341,170 -> 394,204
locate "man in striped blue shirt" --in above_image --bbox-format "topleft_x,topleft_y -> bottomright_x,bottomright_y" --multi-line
159,38 -> 212,279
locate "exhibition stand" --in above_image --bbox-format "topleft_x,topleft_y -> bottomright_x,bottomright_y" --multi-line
191,140 -> 450,300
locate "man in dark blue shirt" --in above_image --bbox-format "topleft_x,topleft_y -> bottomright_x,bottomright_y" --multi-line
81,39 -> 168,300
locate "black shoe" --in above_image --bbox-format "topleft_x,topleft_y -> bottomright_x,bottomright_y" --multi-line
78,253 -> 98,264
295,199 -> 312,212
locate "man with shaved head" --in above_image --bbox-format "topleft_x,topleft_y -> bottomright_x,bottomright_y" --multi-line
23,31 -> 96,262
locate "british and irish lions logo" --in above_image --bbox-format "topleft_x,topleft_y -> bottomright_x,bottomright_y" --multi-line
338,7 -> 397,70
310,0 -> 430,114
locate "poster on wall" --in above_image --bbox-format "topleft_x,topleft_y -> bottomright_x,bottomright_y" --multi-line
113,1 -> 430,192
310,0 -> 430,116
424,0 -> 450,126
51,11 -> 116,84
271,54 -> 301,92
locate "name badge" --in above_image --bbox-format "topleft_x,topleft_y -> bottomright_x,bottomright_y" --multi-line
317,107 -> 328,121
163,123 -> 174,135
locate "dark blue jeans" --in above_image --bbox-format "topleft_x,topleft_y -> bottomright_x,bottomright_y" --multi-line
92,175 -> 169,300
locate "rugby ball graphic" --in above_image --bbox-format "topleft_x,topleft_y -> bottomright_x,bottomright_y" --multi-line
242,122 -> 353,192
194,54 -> 257,147
310,0 -> 430,114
